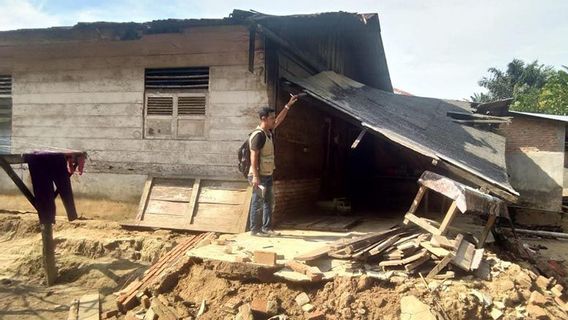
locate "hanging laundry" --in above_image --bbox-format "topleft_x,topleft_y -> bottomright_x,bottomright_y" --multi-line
23,152 -> 78,224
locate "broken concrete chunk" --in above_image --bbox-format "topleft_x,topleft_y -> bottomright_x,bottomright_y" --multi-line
489,307 -> 503,320
551,284 -> 564,298
143,307 -> 157,320
514,272 -> 533,289
236,304 -> 254,320
400,295 -> 436,320
535,275 -> 552,292
338,292 -> 354,308
141,295 -> 151,309
222,296 -> 242,314
254,251 -> 277,266
526,304 -> 550,320
251,298 -> 268,314
470,289 -> 493,307
301,303 -> 315,312
529,291 -> 549,307
295,292 -> 310,307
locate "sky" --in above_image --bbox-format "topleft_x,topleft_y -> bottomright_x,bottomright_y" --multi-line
0,0 -> 567,100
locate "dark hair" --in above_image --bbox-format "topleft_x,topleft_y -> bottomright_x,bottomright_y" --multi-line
258,106 -> 275,119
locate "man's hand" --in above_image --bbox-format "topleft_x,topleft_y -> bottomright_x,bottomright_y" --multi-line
251,175 -> 260,188
287,95 -> 299,108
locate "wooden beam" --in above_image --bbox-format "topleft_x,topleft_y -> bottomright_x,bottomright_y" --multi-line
350,129 -> 367,149
187,178 -> 201,224
135,177 -> 153,221
438,200 -> 458,236
409,186 -> 427,215
0,157 -> 37,210
404,213 -> 441,236
435,161 -> 518,203
41,223 -> 57,286
426,253 -> 454,279
478,214 -> 496,248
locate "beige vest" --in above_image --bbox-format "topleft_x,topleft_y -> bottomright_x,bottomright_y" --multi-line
249,127 -> 275,176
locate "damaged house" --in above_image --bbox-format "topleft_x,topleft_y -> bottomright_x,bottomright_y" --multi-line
0,10 -> 523,233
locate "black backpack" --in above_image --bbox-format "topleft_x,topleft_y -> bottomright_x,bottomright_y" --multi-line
237,129 -> 264,178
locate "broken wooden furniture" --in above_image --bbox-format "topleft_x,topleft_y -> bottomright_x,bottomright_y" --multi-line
0,151 -> 86,286
123,177 -> 252,233
403,170 -> 509,249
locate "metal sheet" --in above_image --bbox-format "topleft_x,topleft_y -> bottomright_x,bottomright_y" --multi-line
287,71 -> 518,197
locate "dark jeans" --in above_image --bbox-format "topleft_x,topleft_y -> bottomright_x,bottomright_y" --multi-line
248,175 -> 274,232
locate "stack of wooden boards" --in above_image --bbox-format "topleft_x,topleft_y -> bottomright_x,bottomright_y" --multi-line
295,225 -> 484,279
114,232 -> 215,314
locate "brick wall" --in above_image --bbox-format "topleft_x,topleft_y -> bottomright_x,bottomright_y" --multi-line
499,116 -> 564,153
273,178 -> 320,223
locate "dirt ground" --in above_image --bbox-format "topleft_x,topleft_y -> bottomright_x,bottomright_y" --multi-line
2,210 -> 568,319
0,212 -> 187,320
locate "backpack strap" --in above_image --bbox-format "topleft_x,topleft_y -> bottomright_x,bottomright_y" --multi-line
248,128 -> 266,146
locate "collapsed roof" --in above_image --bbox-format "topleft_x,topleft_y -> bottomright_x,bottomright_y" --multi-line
287,71 -> 518,200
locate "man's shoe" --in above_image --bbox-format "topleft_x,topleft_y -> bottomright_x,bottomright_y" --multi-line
262,229 -> 280,236
251,230 -> 269,237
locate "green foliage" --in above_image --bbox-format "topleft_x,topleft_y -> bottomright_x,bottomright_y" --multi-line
472,61 -> 568,115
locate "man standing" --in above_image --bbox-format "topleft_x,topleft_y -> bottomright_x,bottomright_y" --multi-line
248,95 -> 298,236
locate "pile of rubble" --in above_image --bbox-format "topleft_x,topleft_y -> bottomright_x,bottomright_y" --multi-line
297,225 -> 483,281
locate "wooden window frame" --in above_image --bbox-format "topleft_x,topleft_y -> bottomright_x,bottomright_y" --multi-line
144,91 -> 208,140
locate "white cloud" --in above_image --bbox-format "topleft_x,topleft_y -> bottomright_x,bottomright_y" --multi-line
0,0 -> 566,99
0,0 -> 61,31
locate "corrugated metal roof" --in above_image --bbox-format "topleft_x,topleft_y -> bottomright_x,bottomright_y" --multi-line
510,111 -> 568,123
287,71 -> 517,196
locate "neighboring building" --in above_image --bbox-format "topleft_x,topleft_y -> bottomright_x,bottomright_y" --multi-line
500,111 -> 568,212
0,10 -> 518,225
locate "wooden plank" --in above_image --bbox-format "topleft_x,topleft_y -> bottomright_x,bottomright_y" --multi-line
379,249 -> 428,267
145,200 -> 189,216
235,185 -> 253,233
294,245 -> 332,262
430,235 -> 457,250
78,293 -> 100,320
198,188 -> 247,205
453,239 -> 475,271
403,213 -> 441,236
186,178 -> 201,223
286,260 -> 323,281
408,186 -> 427,215
438,200 -> 459,235
426,253 -> 455,279
12,115 -> 141,128
368,234 -> 402,256
350,129 -> 367,149
404,253 -> 431,272
149,185 -> 193,202
420,241 -> 450,258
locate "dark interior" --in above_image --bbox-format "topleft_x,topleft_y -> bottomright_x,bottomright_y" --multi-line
274,93 -> 445,222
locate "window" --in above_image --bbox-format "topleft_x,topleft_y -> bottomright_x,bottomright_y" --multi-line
144,67 -> 209,139
0,74 -> 11,153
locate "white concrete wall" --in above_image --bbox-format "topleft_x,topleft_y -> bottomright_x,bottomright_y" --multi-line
0,26 -> 268,202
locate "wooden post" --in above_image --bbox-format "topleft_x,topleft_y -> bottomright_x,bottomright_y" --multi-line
438,200 -> 459,236
478,214 -> 497,248
403,186 -> 427,225
41,223 -> 58,286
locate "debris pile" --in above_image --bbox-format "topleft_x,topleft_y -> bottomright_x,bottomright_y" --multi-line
113,232 -> 215,318
295,225 -> 483,281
